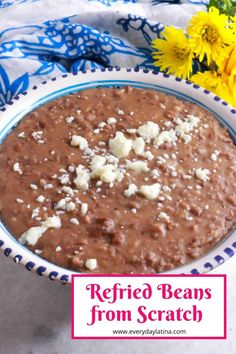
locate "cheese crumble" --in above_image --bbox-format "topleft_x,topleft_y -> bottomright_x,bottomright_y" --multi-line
70,135 -> 88,150
124,183 -> 138,197
137,121 -> 160,141
195,168 -> 211,182
13,162 -> 22,175
85,258 -> 97,270
126,160 -> 149,173
109,132 -> 132,159
19,216 -> 61,246
139,183 -> 161,200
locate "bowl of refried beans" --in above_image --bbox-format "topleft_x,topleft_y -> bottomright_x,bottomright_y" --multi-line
0,68 -> 236,283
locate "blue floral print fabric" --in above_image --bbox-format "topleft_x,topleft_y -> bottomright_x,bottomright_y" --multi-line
0,0 -> 206,106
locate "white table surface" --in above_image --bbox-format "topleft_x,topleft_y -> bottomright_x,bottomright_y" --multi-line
0,253 -> 235,354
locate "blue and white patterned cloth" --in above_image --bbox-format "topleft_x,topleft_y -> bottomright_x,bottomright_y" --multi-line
0,0 -> 207,106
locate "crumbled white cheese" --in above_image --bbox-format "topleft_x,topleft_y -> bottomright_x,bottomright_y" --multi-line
175,115 -> 200,143
183,174 -> 192,180
68,165 -> 75,173
154,129 -> 177,147
144,151 -> 154,160
70,135 -> 88,150
150,169 -> 160,179
131,208 -> 137,214
18,132 -> 26,138
55,210 -> 65,215
158,212 -> 170,221
30,183 -> 38,190
13,162 -> 22,175
186,215 -> 194,221
81,203 -> 88,216
98,122 -> 106,128
70,218 -> 80,225
182,134 -> 192,144
36,195 -> 45,203
195,168 -> 211,182
156,156 -> 166,164
16,198 -> 24,204
61,186 -> 74,197
137,121 -> 159,140
126,128 -> 137,134
55,198 -> 75,212
117,109 -> 124,115
19,226 -> 46,246
139,183 -> 161,200
126,160 -> 149,173
124,183 -> 138,197
74,165 -> 90,190
19,216 -> 61,246
58,173 -> 70,185
171,153 -> 177,159
90,156 -> 106,171
98,141 -> 106,146
132,137 -> 145,155
158,196 -> 165,202
93,128 -> 100,134
55,246 -> 62,252
107,117 -> 117,124
42,215 -> 62,229
91,164 -> 123,183
106,154 -> 119,165
31,207 -> 40,219
85,258 -> 97,270
162,185 -> 171,192
44,184 -> 53,190
109,132 -> 132,159
31,131 -> 44,142
210,150 -> 219,161
65,116 -> 74,124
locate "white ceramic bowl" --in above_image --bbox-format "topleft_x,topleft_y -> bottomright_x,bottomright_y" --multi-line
0,68 -> 236,283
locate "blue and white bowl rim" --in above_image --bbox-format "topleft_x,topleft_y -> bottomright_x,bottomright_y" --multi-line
0,67 -> 236,284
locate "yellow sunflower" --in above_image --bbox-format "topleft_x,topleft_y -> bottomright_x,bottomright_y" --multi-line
191,70 -> 235,107
221,45 -> 236,103
230,15 -> 236,36
187,7 -> 233,67
152,26 -> 194,79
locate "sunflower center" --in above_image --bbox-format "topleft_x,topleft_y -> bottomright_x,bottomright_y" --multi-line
201,25 -> 219,44
173,46 -> 190,60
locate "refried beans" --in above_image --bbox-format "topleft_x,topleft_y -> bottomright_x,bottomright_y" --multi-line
0,86 -> 236,273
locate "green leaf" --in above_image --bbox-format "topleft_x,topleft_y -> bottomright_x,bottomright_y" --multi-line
206,0 -> 236,16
